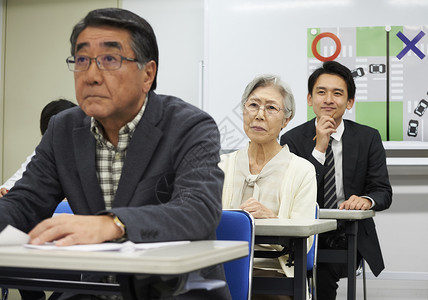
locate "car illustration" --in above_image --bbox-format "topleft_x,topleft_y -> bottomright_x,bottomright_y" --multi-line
369,64 -> 386,74
351,67 -> 365,78
407,119 -> 419,137
414,99 -> 428,116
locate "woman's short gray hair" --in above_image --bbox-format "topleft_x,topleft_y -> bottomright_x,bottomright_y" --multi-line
241,74 -> 295,120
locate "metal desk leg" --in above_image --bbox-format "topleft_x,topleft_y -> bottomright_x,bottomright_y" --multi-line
293,238 -> 307,300
346,221 -> 358,300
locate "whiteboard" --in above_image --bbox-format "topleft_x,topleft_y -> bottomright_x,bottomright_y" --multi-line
0,0 -> 3,176
123,0 -> 204,108
203,0 -> 428,149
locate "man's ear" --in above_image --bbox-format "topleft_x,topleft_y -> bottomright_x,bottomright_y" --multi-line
307,93 -> 313,107
141,60 -> 157,93
347,98 -> 355,110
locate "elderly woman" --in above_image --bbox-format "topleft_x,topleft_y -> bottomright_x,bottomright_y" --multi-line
219,75 -> 317,298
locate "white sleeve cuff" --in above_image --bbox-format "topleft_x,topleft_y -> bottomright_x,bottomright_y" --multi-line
312,148 -> 326,165
361,196 -> 375,209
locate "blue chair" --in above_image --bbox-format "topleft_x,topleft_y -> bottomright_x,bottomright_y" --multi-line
0,201 -> 74,300
1,288 -> 8,300
54,200 -> 73,215
216,209 -> 254,300
307,203 -> 320,300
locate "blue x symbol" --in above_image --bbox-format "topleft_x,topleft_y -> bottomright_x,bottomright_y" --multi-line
396,31 -> 425,60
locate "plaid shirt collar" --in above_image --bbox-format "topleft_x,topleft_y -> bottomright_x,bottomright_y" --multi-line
90,95 -> 148,148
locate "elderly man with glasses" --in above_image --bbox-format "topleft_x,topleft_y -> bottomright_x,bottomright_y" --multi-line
0,8 -> 229,300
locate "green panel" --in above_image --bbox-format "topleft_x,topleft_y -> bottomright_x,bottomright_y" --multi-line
356,26 -> 403,57
389,101 -> 403,141
389,26 -> 406,56
307,106 -> 316,121
307,28 -> 320,58
355,102 -> 403,141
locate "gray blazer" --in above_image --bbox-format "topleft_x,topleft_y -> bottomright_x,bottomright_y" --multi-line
0,91 -> 231,299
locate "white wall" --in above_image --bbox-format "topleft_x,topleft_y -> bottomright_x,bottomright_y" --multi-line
123,0 -> 204,107
0,0 -> 4,180
204,0 -> 428,149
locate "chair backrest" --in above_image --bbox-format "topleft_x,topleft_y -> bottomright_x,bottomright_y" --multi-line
307,203 -> 320,271
216,209 -> 255,300
54,200 -> 73,215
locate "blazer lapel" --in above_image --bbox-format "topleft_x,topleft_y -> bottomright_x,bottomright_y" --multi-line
113,93 -> 163,208
303,119 -> 317,156
342,120 -> 358,198
73,121 -> 106,213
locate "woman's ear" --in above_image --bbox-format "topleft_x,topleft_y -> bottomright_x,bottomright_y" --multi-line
282,117 -> 291,129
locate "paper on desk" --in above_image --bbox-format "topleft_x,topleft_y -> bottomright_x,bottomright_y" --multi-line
0,225 -> 189,251
0,225 -> 30,245
24,240 -> 190,252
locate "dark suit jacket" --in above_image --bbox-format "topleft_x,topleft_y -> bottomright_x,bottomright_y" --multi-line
0,91 -> 230,299
280,118 -> 392,276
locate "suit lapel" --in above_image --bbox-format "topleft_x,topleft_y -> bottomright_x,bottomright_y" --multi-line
73,121 -> 106,213
113,93 -> 163,208
342,120 -> 358,198
303,119 -> 317,157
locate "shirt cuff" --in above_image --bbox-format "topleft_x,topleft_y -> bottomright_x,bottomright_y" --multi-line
361,196 -> 375,209
312,148 -> 326,165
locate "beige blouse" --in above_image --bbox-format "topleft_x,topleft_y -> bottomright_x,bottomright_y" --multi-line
219,143 -> 317,277
230,145 -> 289,215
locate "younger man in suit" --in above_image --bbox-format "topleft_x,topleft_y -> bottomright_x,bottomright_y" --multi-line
280,60 -> 392,299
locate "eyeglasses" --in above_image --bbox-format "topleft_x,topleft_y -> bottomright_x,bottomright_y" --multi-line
244,100 -> 286,115
66,54 -> 139,72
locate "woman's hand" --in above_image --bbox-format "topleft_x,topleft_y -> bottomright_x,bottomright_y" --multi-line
0,188 -> 9,197
239,197 -> 277,219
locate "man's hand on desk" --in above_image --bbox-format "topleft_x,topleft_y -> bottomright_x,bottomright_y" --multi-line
239,197 -> 277,219
28,214 -> 124,246
338,195 -> 371,211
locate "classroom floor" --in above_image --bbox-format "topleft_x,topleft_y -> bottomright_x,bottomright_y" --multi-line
336,277 -> 428,300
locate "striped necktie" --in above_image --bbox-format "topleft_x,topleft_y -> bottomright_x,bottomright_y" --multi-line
324,137 -> 337,208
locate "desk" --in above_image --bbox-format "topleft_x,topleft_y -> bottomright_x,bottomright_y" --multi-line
0,240 -> 248,299
252,219 -> 337,300
318,209 -> 375,300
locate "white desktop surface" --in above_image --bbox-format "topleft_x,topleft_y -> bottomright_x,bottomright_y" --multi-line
0,240 -> 247,275
319,209 -> 375,220
254,219 -> 337,237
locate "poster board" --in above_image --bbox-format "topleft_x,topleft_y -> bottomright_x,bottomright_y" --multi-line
203,0 -> 428,150
307,25 -> 428,142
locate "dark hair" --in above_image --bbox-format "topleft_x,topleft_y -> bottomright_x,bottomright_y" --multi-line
70,8 -> 159,90
308,61 -> 355,100
40,99 -> 77,135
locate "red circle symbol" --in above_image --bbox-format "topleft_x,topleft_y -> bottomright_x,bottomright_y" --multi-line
311,32 -> 341,62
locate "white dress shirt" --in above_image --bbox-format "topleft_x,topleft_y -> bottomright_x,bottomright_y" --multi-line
1,151 -> 35,190
311,120 -> 374,208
